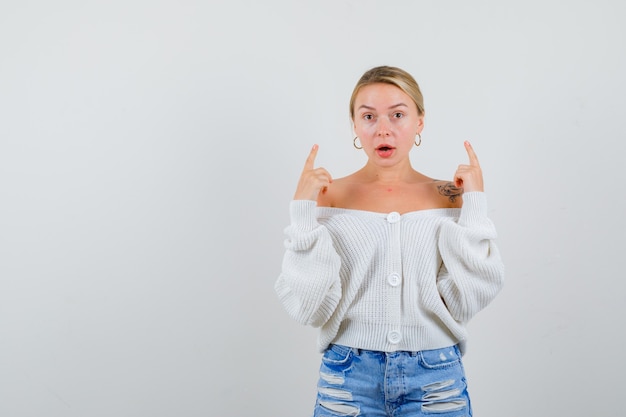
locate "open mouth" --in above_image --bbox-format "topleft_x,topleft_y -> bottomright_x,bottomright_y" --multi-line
376,145 -> 395,157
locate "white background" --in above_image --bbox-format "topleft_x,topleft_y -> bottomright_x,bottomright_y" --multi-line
1,1 -> 624,416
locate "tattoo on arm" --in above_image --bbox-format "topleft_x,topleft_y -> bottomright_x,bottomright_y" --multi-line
437,182 -> 464,203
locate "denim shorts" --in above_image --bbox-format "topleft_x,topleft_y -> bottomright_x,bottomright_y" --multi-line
313,344 -> 471,417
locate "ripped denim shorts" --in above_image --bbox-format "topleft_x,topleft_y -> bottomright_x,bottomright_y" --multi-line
313,344 -> 471,417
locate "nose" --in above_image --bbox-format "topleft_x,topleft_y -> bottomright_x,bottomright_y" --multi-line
377,118 -> 391,137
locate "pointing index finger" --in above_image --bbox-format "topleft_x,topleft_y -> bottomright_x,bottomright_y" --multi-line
464,141 -> 480,166
303,144 -> 319,171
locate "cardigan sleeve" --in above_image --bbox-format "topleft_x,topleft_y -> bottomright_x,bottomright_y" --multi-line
437,192 -> 505,323
274,200 -> 342,328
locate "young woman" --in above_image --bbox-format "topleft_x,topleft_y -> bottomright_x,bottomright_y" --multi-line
275,66 -> 504,416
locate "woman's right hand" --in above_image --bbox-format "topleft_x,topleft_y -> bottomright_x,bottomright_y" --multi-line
293,144 -> 333,201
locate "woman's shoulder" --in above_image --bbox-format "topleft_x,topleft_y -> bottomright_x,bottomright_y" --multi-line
316,174 -> 357,208
431,179 -> 464,208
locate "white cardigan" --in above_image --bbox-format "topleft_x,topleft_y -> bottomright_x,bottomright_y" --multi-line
275,192 -> 504,354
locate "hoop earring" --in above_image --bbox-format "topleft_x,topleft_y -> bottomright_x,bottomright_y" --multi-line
415,134 -> 422,147
353,136 -> 363,150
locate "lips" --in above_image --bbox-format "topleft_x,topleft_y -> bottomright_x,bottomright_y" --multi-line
376,144 -> 395,158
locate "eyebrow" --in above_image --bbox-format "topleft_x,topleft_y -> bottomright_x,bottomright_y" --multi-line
357,103 -> 409,111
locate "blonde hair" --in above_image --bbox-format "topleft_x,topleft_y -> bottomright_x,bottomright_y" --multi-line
349,66 -> 425,119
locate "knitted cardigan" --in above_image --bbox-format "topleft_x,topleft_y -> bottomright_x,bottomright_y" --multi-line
275,192 -> 504,354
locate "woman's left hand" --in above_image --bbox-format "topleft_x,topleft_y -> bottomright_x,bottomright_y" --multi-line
454,141 -> 484,192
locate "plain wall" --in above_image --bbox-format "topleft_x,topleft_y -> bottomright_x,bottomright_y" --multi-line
1,1 -> 624,416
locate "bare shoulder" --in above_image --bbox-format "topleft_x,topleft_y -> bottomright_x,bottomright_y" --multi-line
432,180 -> 464,208
316,175 -> 355,207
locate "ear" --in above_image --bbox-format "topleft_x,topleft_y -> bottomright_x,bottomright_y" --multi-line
416,115 -> 424,134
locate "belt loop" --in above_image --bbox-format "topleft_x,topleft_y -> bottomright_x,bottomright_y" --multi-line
352,347 -> 361,356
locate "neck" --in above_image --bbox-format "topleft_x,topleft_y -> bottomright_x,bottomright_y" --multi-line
361,160 -> 417,184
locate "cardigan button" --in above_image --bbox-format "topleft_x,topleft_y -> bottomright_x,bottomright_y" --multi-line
386,212 -> 401,223
387,331 -> 402,344
387,273 -> 401,287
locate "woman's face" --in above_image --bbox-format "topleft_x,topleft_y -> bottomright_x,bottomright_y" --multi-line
352,82 -> 423,165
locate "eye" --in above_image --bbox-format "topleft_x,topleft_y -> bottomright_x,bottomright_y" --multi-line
363,114 -> 374,120
393,112 -> 404,119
